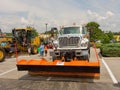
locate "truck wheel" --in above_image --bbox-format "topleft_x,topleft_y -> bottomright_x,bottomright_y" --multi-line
52,56 -> 56,62
0,48 -> 6,62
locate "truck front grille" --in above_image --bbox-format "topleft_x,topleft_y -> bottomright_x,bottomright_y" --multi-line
59,37 -> 80,48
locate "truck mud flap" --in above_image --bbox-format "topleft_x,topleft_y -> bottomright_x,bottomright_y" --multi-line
17,59 -> 100,78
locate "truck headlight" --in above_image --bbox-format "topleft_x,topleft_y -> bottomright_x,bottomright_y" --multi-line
81,42 -> 88,47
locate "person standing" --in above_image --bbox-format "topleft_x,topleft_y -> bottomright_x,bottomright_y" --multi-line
37,47 -> 41,56
40,43 -> 44,57
27,43 -> 31,56
44,44 -> 48,56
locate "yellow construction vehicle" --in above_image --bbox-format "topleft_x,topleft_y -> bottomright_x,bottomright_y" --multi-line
0,29 -> 13,62
12,28 -> 40,54
0,28 -> 40,62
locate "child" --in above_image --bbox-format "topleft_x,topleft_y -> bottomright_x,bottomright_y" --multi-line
44,44 -> 48,56
37,47 -> 41,56
40,43 -> 44,57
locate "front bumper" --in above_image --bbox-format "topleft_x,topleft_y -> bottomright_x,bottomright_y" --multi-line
50,49 -> 89,57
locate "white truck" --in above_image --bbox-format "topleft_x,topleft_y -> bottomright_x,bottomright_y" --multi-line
50,25 -> 90,62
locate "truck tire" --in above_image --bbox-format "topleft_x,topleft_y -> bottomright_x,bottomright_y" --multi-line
52,56 -> 57,62
0,48 -> 6,62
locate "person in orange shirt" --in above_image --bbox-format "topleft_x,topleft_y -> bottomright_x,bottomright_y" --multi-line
44,44 -> 48,56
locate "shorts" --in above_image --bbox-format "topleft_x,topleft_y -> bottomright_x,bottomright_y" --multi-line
45,50 -> 47,54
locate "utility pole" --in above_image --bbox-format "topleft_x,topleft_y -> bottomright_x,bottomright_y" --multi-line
0,29 -> 3,37
45,23 -> 48,34
45,23 -> 48,40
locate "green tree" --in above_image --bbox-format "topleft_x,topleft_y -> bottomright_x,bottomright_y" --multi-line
113,32 -> 120,35
26,26 -> 38,37
86,22 -> 100,29
86,21 -> 110,44
101,34 -> 110,44
86,22 -> 103,41
44,27 -> 58,37
6,33 -> 12,36
106,31 -> 114,40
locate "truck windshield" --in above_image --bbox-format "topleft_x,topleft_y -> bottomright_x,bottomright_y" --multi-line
61,27 -> 80,34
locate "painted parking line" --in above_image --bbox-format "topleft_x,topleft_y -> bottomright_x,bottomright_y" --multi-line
103,57 -> 120,60
0,68 -> 17,77
101,58 -> 118,84
46,77 -> 52,81
6,55 -> 30,60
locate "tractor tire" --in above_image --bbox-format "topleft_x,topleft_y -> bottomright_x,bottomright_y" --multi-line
31,46 -> 38,54
0,48 -> 6,62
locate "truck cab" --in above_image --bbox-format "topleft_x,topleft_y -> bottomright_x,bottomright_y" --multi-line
51,25 -> 90,61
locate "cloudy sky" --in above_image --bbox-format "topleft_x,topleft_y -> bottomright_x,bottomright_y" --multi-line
0,0 -> 120,33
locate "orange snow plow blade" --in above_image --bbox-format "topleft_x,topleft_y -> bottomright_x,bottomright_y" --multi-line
17,59 -> 100,78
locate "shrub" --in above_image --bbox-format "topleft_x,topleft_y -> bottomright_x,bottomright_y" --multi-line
100,43 -> 120,57
95,43 -> 102,48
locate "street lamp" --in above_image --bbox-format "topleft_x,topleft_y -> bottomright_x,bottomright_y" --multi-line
0,29 -> 2,37
45,23 -> 48,34
45,23 -> 48,39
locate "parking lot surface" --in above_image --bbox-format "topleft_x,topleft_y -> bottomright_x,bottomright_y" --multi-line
0,48 -> 120,90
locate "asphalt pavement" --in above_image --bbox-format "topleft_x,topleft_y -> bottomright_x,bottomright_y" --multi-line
0,48 -> 120,90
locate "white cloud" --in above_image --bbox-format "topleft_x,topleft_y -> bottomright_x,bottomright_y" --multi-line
87,10 -> 115,21
111,24 -> 116,28
21,17 -> 28,24
106,11 -> 114,16
0,0 -> 28,12
0,0 -> 119,32
87,10 -> 107,21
